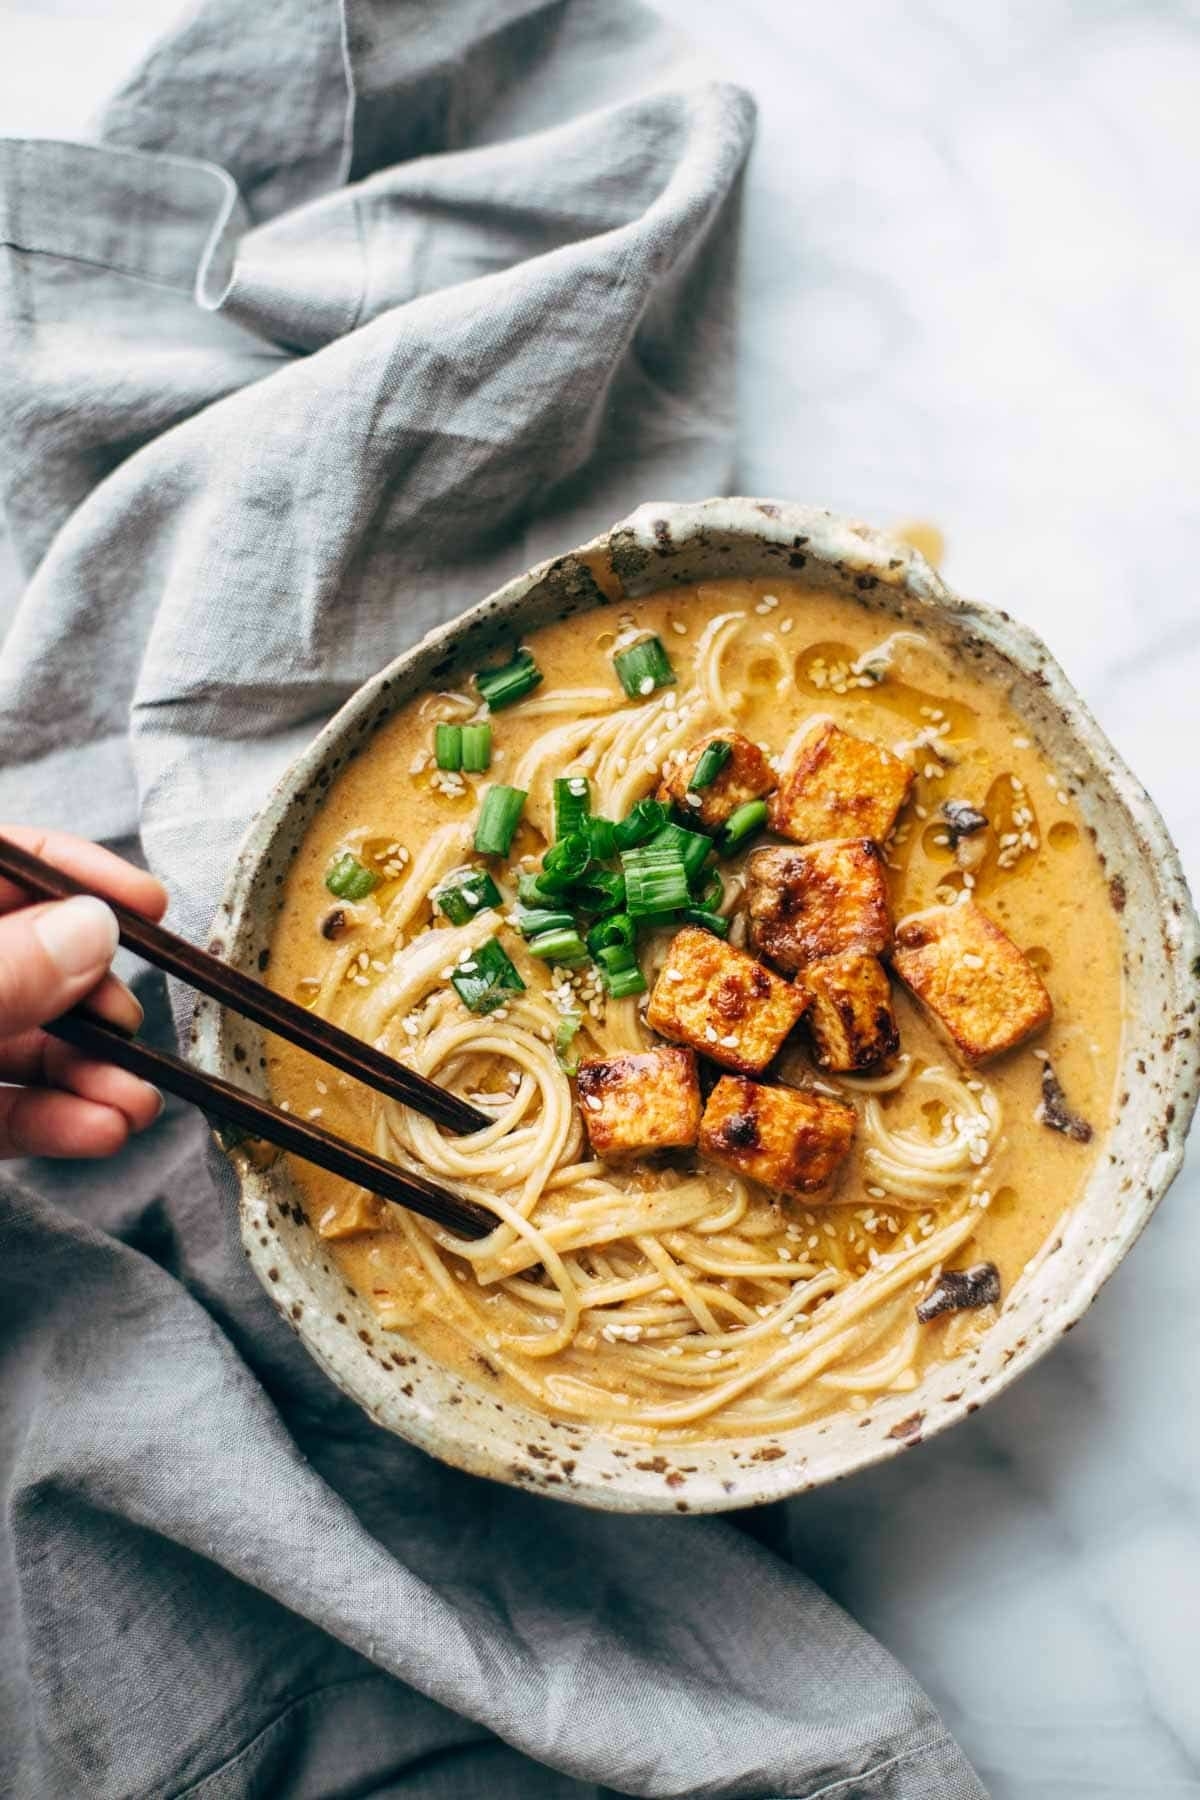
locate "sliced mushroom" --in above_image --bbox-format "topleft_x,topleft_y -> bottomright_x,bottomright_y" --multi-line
916,1261 -> 1001,1322
941,799 -> 989,845
1035,1054 -> 1093,1144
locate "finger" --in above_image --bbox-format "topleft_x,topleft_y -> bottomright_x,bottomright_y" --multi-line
85,971 -> 144,1035
0,825 -> 168,921
41,1040 -> 164,1133
0,896 -> 120,1038
0,1086 -> 130,1159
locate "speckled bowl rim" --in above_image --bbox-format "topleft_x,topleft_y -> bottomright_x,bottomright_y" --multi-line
194,499 -> 1199,1513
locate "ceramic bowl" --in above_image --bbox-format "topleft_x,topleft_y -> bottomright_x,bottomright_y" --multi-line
193,499 -> 1199,1512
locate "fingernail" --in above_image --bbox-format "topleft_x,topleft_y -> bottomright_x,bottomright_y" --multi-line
34,896 -> 119,979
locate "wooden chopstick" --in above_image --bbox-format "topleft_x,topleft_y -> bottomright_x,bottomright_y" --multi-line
45,1008 -> 496,1240
0,834 -> 489,1136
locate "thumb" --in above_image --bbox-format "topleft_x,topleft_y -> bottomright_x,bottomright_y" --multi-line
0,896 -> 120,1037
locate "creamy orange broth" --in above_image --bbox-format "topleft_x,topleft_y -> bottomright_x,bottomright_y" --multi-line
266,578 -> 1122,1438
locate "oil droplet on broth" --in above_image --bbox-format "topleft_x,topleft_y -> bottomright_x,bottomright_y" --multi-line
1048,820 -> 1080,850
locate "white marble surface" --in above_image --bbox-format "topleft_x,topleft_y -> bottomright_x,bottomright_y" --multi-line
4,2 -> 1199,1793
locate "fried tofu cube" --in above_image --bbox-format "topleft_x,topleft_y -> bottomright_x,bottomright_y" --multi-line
657,730 -> 776,833
893,900 -> 1052,1063
746,839 -> 892,974
646,926 -> 810,1075
769,721 -> 913,845
576,1045 -> 701,1158
798,952 -> 899,1073
699,1076 -> 856,1196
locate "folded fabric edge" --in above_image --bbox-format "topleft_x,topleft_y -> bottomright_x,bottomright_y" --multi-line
0,136 -> 246,306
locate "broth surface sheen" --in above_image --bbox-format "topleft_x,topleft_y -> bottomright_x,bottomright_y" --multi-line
267,578 -> 1122,1442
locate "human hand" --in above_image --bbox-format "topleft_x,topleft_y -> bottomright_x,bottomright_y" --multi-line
0,827 -> 168,1158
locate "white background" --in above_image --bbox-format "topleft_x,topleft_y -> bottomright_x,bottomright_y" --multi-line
3,1 -> 1198,1792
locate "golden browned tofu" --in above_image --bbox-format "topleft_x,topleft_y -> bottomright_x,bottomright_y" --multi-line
646,926 -> 810,1075
893,900 -> 1052,1063
699,1076 -> 856,1196
769,721 -> 913,845
798,952 -> 899,1073
657,730 -> 776,832
746,839 -> 892,974
576,1046 -> 701,1158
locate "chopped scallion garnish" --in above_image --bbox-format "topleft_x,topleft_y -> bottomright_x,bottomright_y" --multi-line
433,866 -> 501,926
434,723 -> 463,770
536,831 -> 591,894
570,869 -> 626,915
517,870 -> 554,907
688,739 -> 732,791
325,853 -> 378,901
449,937 -> 525,1013
646,819 -> 711,886
613,634 -> 676,699
586,912 -> 636,958
612,797 -> 668,851
553,775 -> 591,840
718,799 -> 769,855
460,723 -> 492,772
584,815 -> 617,861
681,907 -> 730,938
473,785 -> 527,856
526,927 -> 589,965
697,869 -> 725,913
475,649 -> 543,712
598,951 -> 647,999
621,847 -> 690,918
514,906 -> 575,939
554,1012 -> 582,1075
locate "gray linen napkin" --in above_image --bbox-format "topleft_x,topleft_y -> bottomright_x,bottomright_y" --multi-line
0,3 -> 987,1795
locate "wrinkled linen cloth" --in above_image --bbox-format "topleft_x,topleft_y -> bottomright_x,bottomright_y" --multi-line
0,3 -> 987,1796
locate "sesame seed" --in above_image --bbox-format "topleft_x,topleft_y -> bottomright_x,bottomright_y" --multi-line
672,620 -> 688,635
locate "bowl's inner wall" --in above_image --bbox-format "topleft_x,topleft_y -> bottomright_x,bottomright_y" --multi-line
201,507 -> 1196,1512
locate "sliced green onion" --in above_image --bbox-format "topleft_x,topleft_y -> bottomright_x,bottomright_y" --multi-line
526,927 -> 589,965
553,775 -> 591,840
449,937 -> 525,1014
571,870 -> 626,915
514,906 -> 575,939
697,869 -> 725,913
434,723 -> 463,771
476,649 -> 543,712
473,785 -> 526,856
536,831 -> 591,894
613,797 -> 668,851
621,848 -> 690,918
597,943 -> 637,973
460,722 -> 492,773
646,819 -> 711,886
719,799 -> 769,855
600,958 -> 647,999
325,853 -> 378,901
433,867 -> 501,926
585,815 -> 617,861
688,739 -> 733,791
517,870 -> 554,907
681,907 -> 730,938
555,1012 -> 582,1076
613,634 -> 676,699
586,912 -> 636,958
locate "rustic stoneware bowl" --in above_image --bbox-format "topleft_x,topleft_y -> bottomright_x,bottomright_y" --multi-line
194,499 -> 1199,1512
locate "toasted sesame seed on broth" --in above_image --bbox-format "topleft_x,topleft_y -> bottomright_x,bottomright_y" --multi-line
265,577 -> 1122,1442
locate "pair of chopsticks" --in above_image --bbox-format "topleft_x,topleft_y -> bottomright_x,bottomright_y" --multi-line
0,836 -> 496,1240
